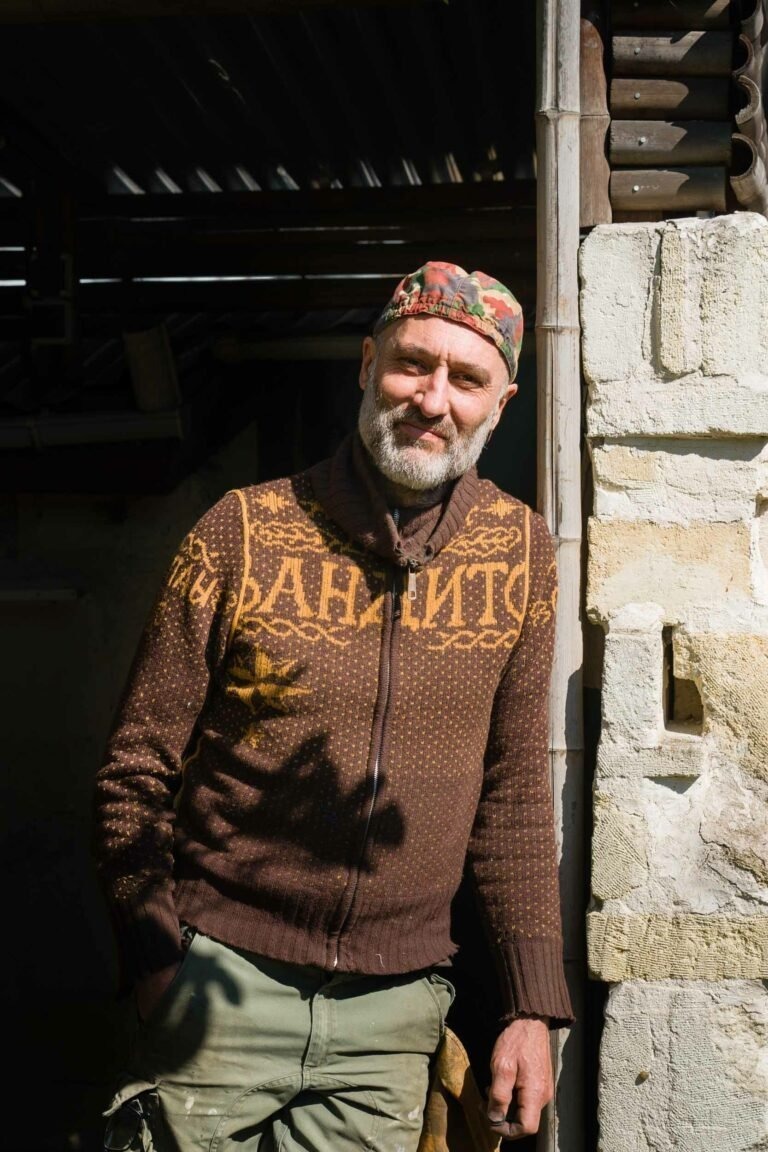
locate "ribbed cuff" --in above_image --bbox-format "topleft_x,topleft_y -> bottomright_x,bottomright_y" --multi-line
496,936 -> 575,1029
109,889 -> 184,990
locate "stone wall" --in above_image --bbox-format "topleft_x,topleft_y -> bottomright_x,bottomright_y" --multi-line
581,213 -> 768,1151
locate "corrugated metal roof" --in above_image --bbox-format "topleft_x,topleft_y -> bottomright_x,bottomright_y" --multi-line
0,2 -> 535,197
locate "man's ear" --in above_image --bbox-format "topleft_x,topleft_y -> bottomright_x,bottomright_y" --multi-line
488,381 -> 518,432
359,336 -> 377,391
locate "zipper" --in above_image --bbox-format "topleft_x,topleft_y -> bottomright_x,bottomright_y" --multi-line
330,510 -> 403,969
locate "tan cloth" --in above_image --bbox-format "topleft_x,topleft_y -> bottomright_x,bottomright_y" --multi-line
418,1028 -> 501,1152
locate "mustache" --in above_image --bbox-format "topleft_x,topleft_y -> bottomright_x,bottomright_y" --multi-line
390,406 -> 455,440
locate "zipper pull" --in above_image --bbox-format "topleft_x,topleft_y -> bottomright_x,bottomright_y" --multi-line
407,566 -> 417,602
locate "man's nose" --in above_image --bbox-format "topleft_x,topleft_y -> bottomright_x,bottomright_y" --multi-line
413,370 -> 450,418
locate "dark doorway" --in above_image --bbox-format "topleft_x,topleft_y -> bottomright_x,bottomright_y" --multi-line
0,4 -> 540,1149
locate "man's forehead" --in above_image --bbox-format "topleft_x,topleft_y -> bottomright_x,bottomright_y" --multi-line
382,315 -> 507,371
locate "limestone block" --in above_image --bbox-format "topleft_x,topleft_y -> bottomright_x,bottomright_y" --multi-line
600,605 -> 665,745
580,223 -> 660,387
581,213 -> 768,392
592,793 -> 647,900
675,632 -> 768,784
596,738 -> 707,781
588,521 -> 753,624
595,763 -> 767,914
598,981 -> 768,1152
700,764 -> 768,894
657,214 -> 768,380
592,628 -> 768,925
587,913 -> 768,980
591,440 -> 768,524
657,221 -> 704,377
587,375 -> 768,440
698,213 -> 768,379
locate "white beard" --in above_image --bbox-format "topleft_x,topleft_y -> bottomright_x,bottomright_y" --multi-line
358,369 -> 499,491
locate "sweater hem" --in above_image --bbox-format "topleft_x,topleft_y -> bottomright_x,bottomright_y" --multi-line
496,935 -> 575,1028
175,876 -> 457,977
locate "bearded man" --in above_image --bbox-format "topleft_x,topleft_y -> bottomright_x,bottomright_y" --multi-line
94,261 -> 573,1152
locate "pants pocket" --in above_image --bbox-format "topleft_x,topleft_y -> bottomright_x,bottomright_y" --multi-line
136,930 -> 200,1029
104,1083 -> 161,1152
423,971 -> 456,1040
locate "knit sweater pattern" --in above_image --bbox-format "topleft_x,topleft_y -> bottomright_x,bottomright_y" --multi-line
94,434 -> 574,1027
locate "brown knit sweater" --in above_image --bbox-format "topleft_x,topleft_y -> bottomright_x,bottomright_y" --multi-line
93,434 -> 574,1027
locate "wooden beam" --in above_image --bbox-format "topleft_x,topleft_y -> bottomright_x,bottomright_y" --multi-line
536,1 -> 585,1151
74,239 -> 538,279
49,274 -> 538,315
73,184 -> 538,224
610,165 -> 726,211
610,119 -> 732,166
610,78 -> 730,120
80,214 -> 537,248
580,14 -> 611,227
0,0 -> 431,22
613,31 -> 733,77
610,0 -> 731,30
731,133 -> 768,214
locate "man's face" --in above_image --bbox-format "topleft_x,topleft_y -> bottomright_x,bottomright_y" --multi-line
357,314 -> 517,491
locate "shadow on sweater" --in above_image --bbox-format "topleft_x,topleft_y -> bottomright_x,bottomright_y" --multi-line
175,729 -> 406,879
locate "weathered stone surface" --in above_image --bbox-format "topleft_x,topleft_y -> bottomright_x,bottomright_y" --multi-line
587,913 -> 768,980
598,981 -> 768,1152
592,762 -> 767,923
588,521 -> 753,623
580,223 -> 661,387
596,738 -> 708,781
675,632 -> 768,783
591,440 -> 768,524
600,607 -> 665,745
581,213 -> 768,390
657,221 -> 704,377
591,794 -> 647,900
584,215 -> 768,1152
697,214 -> 768,380
587,375 -> 768,439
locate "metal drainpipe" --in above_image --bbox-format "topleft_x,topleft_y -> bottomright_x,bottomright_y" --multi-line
535,1 -> 585,1151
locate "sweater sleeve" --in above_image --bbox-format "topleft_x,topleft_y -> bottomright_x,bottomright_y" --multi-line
92,489 -> 245,987
466,509 -> 575,1029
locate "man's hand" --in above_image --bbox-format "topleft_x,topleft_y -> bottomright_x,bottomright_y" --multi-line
135,962 -> 182,1023
486,1016 -> 553,1140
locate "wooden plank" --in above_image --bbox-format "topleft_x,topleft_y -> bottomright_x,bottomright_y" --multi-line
0,187 -> 539,234
0,0 -> 428,20
75,239 -> 538,279
610,77 -> 729,119
536,1 -> 585,1150
70,273 -> 537,314
610,0 -> 730,30
74,184 -> 538,224
610,166 -> 726,211
610,119 -> 731,165
78,213 -> 538,251
731,133 -> 768,214
580,16 -> 612,226
613,31 -> 733,76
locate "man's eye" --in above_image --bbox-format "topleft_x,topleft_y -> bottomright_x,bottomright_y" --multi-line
400,357 -> 425,371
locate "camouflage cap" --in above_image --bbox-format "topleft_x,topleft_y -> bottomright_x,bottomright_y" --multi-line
373,260 -> 524,378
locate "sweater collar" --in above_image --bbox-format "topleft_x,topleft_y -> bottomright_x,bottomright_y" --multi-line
308,432 -> 479,568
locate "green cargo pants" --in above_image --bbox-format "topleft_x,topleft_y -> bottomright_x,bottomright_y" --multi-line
104,932 -> 454,1152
